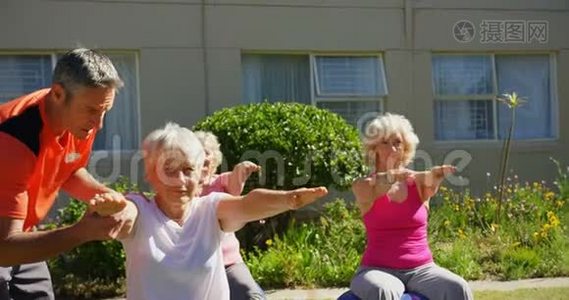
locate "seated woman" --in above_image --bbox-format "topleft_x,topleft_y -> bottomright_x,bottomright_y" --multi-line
90,122 -> 327,300
350,113 -> 473,300
195,130 -> 265,300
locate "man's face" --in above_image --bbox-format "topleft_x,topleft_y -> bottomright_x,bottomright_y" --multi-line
62,86 -> 115,139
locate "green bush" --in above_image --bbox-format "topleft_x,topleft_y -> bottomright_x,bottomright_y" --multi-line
193,102 -> 365,191
46,177 -> 137,299
194,102 -> 366,250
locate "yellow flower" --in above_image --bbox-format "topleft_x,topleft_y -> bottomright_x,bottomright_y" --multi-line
457,228 -> 466,239
497,92 -> 526,109
548,212 -> 560,227
265,239 -> 273,247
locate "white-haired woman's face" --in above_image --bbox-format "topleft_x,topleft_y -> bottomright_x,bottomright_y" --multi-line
374,133 -> 405,169
149,149 -> 202,203
201,149 -> 215,183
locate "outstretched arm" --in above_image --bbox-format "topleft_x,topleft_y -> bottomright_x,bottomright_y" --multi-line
225,161 -> 260,196
0,209 -> 128,266
217,187 -> 328,232
62,168 -> 117,202
414,165 -> 456,202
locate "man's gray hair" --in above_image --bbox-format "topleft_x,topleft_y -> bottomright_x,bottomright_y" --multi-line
52,48 -> 124,95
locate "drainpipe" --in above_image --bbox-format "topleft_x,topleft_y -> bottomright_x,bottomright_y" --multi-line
404,0 -> 414,116
404,0 -> 413,49
201,0 -> 210,114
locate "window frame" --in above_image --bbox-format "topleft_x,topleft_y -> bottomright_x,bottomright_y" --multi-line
310,53 -> 387,114
432,52 -> 558,144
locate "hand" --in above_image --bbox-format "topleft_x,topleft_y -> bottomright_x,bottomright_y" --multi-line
286,187 -> 328,210
430,165 -> 456,179
372,169 -> 414,186
415,165 -> 456,187
234,161 -> 261,178
73,208 -> 126,241
89,192 -> 127,216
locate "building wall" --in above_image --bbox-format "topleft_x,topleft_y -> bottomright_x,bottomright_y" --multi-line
0,0 -> 567,202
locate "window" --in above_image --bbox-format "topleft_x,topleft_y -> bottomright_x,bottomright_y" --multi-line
241,54 -> 310,104
313,56 -> 387,126
242,53 -> 387,126
432,54 -> 555,141
0,52 -> 140,150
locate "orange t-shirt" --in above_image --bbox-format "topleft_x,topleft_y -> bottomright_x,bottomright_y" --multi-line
0,89 -> 96,230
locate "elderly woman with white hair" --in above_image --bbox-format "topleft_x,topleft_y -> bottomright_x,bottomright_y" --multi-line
349,113 -> 473,300
90,122 -> 327,300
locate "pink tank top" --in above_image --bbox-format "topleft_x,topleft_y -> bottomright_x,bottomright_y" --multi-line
361,179 -> 433,269
201,172 -> 244,266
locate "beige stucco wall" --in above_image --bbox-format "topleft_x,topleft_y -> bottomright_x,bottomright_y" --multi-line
0,0 -> 567,203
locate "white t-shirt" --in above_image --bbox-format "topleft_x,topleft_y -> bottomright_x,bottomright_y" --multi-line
120,192 -> 229,300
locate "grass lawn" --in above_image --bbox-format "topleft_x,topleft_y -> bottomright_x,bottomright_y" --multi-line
475,287 -> 569,300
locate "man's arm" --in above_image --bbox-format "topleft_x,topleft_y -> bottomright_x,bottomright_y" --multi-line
62,168 -> 115,202
217,187 -> 327,232
0,212 -> 125,266
89,193 -> 139,240
62,169 -> 137,240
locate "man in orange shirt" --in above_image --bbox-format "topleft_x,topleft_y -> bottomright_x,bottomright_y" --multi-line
0,48 -> 134,299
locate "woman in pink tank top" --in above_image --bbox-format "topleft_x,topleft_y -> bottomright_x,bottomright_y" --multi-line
349,113 -> 473,300
195,131 -> 266,300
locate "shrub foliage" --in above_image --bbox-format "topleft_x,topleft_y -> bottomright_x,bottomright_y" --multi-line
193,102 -> 366,191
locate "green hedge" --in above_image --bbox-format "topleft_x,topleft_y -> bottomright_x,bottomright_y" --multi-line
194,102 -> 366,251
193,102 -> 366,191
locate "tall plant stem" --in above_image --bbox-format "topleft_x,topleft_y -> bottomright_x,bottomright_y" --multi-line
496,108 -> 516,225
